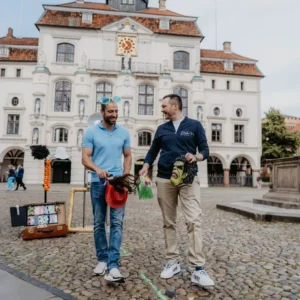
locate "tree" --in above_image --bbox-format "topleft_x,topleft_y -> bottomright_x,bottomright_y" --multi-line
261,108 -> 300,164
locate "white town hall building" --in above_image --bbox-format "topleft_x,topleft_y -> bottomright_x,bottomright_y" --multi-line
0,0 -> 263,187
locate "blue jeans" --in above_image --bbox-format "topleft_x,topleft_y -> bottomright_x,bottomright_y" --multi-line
90,182 -> 125,270
7,177 -> 14,189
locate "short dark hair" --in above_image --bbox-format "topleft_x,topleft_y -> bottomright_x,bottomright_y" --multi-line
101,104 -> 107,112
163,94 -> 182,111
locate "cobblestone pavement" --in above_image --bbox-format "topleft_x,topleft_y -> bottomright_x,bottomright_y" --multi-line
0,184 -> 299,300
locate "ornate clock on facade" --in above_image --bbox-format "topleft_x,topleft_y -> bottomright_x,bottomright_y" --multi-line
117,36 -> 137,56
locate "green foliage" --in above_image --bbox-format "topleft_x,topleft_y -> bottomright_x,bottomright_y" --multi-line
261,108 -> 300,164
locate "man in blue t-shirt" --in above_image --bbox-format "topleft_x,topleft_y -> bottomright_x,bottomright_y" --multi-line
140,94 -> 214,287
82,101 -> 132,283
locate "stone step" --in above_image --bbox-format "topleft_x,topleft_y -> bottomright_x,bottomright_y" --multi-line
217,201 -> 300,223
263,192 -> 300,202
253,198 -> 300,209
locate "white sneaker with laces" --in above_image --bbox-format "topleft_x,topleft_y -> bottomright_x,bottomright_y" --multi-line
104,268 -> 125,283
191,269 -> 215,286
160,262 -> 181,279
93,262 -> 107,276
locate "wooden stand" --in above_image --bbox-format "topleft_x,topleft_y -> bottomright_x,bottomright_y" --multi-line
68,187 -> 93,233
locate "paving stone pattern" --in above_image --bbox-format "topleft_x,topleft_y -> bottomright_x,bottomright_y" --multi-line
0,185 -> 299,300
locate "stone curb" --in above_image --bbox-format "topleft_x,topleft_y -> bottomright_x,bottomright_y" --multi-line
0,263 -> 77,300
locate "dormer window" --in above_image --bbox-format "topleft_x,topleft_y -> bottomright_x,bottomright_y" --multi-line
224,60 -> 233,71
122,0 -> 134,4
82,13 -> 93,24
160,19 -> 170,30
0,47 -> 9,57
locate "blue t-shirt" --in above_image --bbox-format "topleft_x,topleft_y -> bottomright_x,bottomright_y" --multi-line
82,122 -> 131,182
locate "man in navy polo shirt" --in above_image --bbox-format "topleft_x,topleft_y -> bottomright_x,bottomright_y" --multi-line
140,94 -> 214,287
82,100 -> 132,283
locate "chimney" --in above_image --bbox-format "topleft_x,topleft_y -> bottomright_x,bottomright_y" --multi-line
76,0 -> 84,3
223,41 -> 231,53
6,28 -> 14,38
159,0 -> 166,10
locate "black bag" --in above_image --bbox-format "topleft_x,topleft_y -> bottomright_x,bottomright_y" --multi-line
10,206 -> 27,227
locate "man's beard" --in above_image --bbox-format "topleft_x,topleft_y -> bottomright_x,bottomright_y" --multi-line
103,115 -> 117,125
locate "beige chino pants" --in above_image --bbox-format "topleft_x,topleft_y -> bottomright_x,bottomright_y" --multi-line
156,177 -> 205,267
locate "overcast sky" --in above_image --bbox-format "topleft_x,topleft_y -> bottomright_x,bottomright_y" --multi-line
1,0 -> 299,118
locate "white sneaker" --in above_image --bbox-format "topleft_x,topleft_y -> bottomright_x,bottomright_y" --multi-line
93,262 -> 107,276
160,262 -> 181,279
104,268 -> 125,283
191,269 -> 215,286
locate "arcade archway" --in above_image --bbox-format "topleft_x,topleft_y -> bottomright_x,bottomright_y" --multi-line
229,156 -> 253,187
207,156 -> 224,186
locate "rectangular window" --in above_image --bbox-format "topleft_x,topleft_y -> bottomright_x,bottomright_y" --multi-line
227,81 -> 230,90
82,13 -> 92,24
241,81 -> 244,91
224,60 -> 233,70
16,69 -> 21,77
53,128 -> 68,143
211,123 -> 222,142
7,114 -> 20,135
234,125 -> 244,143
159,19 -> 170,30
1,68 -> 5,77
122,0 -> 134,3
0,48 -> 9,57
212,80 -> 215,89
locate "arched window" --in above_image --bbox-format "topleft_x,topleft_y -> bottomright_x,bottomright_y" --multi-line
174,51 -> 190,70
56,43 -> 74,63
12,97 -> 19,106
53,128 -> 68,143
138,85 -> 154,115
174,87 -> 188,117
96,82 -> 112,112
138,131 -> 152,146
55,81 -> 72,112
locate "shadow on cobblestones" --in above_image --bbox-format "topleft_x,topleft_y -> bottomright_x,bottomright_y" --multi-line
0,186 -> 299,300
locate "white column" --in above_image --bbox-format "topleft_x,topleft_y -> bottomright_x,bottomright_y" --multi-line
198,160 -> 208,188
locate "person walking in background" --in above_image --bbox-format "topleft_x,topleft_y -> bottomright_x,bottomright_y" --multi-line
6,165 -> 16,191
139,94 -> 214,287
14,164 -> 27,191
257,174 -> 262,189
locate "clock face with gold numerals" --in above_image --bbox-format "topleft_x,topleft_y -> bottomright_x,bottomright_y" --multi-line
117,36 -> 137,56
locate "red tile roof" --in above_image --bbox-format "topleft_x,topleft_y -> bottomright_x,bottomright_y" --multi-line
201,49 -> 256,62
38,11 -> 202,37
57,2 -> 183,16
288,124 -> 300,132
58,2 -> 116,11
137,8 -> 183,17
200,60 -> 263,77
0,28 -> 38,46
0,36 -> 38,46
0,48 -> 37,62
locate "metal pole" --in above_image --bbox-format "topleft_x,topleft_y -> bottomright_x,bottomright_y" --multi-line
44,190 -> 47,204
215,0 -> 218,50
19,0 -> 24,38
83,167 -> 87,228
